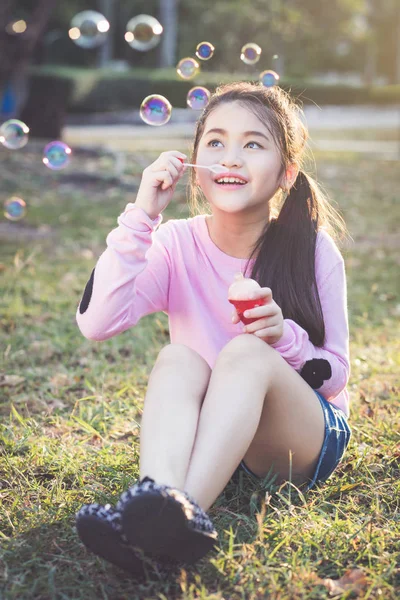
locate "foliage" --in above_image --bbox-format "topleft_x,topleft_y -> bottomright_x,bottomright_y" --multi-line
12,0 -> 400,80
25,65 -> 400,116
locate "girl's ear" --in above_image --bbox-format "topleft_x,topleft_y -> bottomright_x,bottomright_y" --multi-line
280,163 -> 299,191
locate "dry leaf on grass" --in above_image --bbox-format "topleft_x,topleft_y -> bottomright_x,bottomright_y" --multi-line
0,374 -> 25,387
49,373 -> 70,391
321,567 -> 368,597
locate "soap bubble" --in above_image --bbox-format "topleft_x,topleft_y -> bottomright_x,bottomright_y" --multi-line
196,42 -> 214,61
259,70 -> 280,87
140,95 -> 172,126
240,43 -> 262,65
0,119 -> 29,150
69,11 -> 110,49
187,87 -> 210,110
125,14 -> 163,51
43,141 -> 72,170
176,57 -> 200,80
4,197 -> 26,221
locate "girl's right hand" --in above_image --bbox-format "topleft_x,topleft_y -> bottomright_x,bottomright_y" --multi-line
135,150 -> 188,219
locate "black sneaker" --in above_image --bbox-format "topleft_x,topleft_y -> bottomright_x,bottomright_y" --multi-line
75,501 -> 181,578
116,476 -> 218,564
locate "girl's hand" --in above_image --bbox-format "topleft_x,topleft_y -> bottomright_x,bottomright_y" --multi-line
135,150 -> 187,219
232,288 -> 284,345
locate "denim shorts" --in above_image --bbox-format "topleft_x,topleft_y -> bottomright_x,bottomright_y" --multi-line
238,390 -> 352,491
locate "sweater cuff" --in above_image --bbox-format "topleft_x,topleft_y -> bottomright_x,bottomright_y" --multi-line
269,319 -> 295,350
118,202 -> 163,232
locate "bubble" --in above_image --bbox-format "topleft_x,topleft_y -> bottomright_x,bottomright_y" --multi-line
259,70 -> 280,87
140,95 -> 172,126
125,14 -> 163,51
176,57 -> 200,80
4,197 -> 26,221
43,141 -> 72,170
187,87 -> 211,110
0,119 -> 29,149
196,42 -> 214,61
240,43 -> 262,65
273,54 -> 279,60
69,11 -> 110,49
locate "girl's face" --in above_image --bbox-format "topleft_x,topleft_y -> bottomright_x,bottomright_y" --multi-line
195,101 -> 284,215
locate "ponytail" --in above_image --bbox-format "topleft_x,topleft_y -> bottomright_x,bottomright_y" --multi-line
244,170 -> 326,346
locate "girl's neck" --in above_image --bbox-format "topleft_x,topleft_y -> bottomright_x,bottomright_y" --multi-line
205,214 -> 268,260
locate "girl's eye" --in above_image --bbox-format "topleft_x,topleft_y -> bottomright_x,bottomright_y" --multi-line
208,139 -> 222,147
246,141 -> 262,149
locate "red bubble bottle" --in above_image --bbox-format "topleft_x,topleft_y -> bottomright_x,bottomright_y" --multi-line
228,272 -> 268,325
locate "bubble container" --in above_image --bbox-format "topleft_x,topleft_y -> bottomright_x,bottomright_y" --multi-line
228,272 -> 268,325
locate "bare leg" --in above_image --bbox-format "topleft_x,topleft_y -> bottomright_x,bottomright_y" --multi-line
184,345 -> 266,511
139,344 -> 211,490
184,334 -> 325,512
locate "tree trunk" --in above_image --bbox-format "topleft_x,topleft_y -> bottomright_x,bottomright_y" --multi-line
0,0 -> 56,100
98,0 -> 115,67
396,9 -> 400,84
159,0 -> 178,68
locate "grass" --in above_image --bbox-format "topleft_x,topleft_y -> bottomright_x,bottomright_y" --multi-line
0,140 -> 399,599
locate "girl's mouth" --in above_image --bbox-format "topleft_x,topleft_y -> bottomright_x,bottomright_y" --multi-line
214,176 -> 248,190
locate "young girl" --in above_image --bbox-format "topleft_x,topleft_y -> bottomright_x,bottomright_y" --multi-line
75,81 -> 352,577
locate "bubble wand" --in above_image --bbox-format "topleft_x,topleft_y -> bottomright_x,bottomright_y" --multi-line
178,158 -> 229,175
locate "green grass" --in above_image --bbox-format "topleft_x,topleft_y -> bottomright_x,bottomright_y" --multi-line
0,142 -> 399,599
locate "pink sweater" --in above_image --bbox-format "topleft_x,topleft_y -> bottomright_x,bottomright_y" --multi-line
76,202 -> 351,418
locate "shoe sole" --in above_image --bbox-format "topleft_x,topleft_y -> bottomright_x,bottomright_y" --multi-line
120,491 -> 218,564
76,512 -> 146,576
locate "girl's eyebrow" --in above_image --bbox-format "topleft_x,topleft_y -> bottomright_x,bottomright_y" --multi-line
204,127 -> 270,141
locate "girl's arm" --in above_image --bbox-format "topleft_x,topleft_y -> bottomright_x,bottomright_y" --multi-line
76,203 -> 171,341
270,258 -> 350,402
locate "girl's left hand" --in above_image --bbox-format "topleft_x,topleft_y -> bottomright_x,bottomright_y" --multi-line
232,287 -> 284,345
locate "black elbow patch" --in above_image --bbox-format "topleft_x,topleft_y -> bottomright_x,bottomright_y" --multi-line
300,359 -> 332,389
79,268 -> 95,314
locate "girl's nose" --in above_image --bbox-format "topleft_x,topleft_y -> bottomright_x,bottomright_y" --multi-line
221,153 -> 243,169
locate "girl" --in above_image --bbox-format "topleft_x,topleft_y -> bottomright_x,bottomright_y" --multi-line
75,81 -> 352,577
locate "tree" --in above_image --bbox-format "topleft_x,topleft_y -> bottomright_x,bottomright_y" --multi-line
159,0 -> 178,68
0,0 -> 55,104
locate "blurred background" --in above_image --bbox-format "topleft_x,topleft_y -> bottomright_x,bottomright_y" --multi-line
1,0 -> 399,138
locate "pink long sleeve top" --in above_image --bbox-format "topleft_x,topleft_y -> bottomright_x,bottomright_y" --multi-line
76,202 -> 351,418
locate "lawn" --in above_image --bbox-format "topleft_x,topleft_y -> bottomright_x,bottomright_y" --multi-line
0,139 -> 399,599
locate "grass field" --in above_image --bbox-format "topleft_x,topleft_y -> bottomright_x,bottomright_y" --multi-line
0,140 -> 399,599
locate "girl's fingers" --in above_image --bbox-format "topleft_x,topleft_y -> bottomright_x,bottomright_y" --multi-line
161,173 -> 174,190
153,170 -> 173,189
153,161 -> 180,181
169,156 -> 186,170
231,307 -> 240,323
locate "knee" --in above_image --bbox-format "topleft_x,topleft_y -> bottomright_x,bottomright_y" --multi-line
155,343 -> 212,380
218,333 -> 275,373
